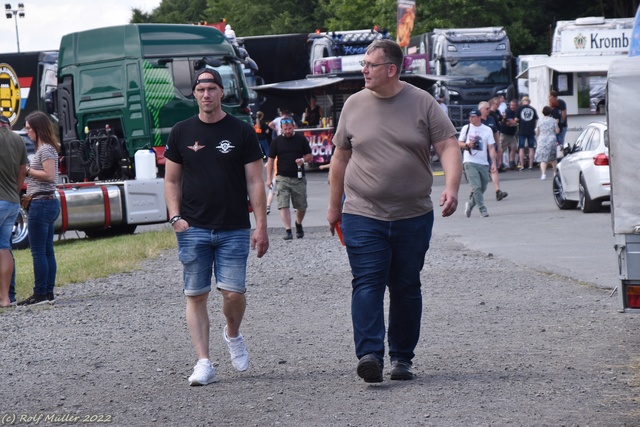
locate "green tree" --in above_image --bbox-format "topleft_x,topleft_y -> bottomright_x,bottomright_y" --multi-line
130,0 -> 210,24
129,0 -> 639,56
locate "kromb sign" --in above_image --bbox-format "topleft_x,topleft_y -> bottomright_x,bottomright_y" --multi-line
561,29 -> 632,54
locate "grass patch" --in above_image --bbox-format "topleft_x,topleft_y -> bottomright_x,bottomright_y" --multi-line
12,228 -> 176,301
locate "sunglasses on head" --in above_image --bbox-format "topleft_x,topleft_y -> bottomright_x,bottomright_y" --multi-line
281,118 -> 294,124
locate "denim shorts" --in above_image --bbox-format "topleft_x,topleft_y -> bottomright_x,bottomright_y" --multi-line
518,134 -> 536,149
176,226 -> 250,296
0,201 -> 20,250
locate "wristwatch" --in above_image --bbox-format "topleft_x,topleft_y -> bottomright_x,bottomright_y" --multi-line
169,215 -> 182,226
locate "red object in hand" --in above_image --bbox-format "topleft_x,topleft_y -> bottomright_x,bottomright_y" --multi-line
335,222 -> 345,246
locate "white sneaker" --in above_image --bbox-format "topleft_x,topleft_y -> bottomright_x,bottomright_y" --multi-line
223,326 -> 249,371
540,174 -> 546,180
188,360 -> 215,386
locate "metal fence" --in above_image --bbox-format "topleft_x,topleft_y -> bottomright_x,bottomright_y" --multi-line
447,104 -> 478,131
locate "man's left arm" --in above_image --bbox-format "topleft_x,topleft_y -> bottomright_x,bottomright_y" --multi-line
432,136 -> 462,217
245,159 -> 269,258
300,136 -> 313,164
488,132 -> 498,173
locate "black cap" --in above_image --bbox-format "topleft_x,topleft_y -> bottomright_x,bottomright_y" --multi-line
0,116 -> 10,127
192,68 -> 224,92
469,108 -> 481,117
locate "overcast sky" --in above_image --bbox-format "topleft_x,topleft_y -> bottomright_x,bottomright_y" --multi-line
0,0 -> 161,53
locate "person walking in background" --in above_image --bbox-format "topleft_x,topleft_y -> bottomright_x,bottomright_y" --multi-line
266,118 -> 312,240
534,106 -> 560,180
17,112 -> 61,306
500,99 -> 519,170
0,115 -> 27,308
254,111 -> 271,158
328,40 -> 462,383
460,109 -> 498,218
516,96 -> 538,170
164,68 -> 269,386
549,90 -> 568,147
479,101 -> 507,202
488,98 -> 505,171
269,109 -> 296,137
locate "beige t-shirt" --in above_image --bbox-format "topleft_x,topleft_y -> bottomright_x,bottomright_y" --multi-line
333,82 -> 455,221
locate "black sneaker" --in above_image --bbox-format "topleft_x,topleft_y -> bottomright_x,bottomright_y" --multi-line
496,190 -> 508,201
283,229 -> 293,240
295,222 -> 304,239
357,354 -> 383,383
17,294 -> 48,306
47,293 -> 56,305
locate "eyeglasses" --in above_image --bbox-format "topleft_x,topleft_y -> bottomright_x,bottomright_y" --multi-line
359,60 -> 393,69
281,118 -> 294,124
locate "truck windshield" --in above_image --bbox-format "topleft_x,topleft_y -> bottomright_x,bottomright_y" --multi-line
446,59 -> 510,85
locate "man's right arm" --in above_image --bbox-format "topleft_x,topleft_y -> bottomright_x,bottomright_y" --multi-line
327,146 -> 351,235
17,164 -> 26,195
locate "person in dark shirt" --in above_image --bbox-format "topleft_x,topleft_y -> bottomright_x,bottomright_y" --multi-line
549,91 -> 568,146
164,68 -> 269,387
516,96 -> 538,170
266,118 -> 312,240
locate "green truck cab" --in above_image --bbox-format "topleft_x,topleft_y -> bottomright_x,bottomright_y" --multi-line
57,24 -> 253,181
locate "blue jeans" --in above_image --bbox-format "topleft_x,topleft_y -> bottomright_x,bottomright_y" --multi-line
0,201 -> 19,303
556,127 -> 567,145
28,199 -> 60,296
341,211 -> 434,365
176,226 -> 250,296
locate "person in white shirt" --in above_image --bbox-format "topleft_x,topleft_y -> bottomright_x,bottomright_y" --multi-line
458,108 -> 497,218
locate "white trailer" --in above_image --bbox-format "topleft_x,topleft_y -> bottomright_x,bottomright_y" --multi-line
608,56 -> 640,313
516,17 -> 634,147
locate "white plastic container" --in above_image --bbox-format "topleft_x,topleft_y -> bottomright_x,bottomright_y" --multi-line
134,149 -> 156,180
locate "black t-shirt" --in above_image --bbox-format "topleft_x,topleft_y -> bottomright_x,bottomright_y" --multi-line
481,115 -> 499,136
488,110 -> 502,133
165,114 -> 263,230
268,132 -> 312,178
552,99 -> 568,129
502,108 -> 518,136
516,105 -> 538,136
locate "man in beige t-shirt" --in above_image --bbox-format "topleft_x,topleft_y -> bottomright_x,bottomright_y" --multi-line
327,39 -> 462,383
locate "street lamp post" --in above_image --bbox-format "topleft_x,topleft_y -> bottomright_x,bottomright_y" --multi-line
5,3 -> 25,53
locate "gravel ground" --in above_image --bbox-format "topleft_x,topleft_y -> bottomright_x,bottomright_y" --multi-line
1,227 -> 639,426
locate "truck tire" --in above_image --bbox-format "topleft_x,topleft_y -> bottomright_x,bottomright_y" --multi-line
83,224 -> 138,239
11,208 -> 30,250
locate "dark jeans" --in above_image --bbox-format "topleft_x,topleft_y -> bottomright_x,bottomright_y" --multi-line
341,211 -> 434,366
28,199 -> 60,295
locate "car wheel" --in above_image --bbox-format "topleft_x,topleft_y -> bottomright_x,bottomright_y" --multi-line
580,175 -> 601,213
11,208 -> 30,250
553,174 -> 578,210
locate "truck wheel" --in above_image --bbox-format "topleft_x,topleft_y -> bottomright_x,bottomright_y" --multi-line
83,224 -> 138,239
11,208 -> 30,250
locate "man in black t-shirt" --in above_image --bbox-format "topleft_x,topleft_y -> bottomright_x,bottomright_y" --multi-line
266,118 -> 312,240
549,90 -> 568,146
164,68 -> 268,387
516,96 -> 538,170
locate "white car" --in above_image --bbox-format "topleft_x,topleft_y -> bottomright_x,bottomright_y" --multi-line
553,122 -> 610,213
